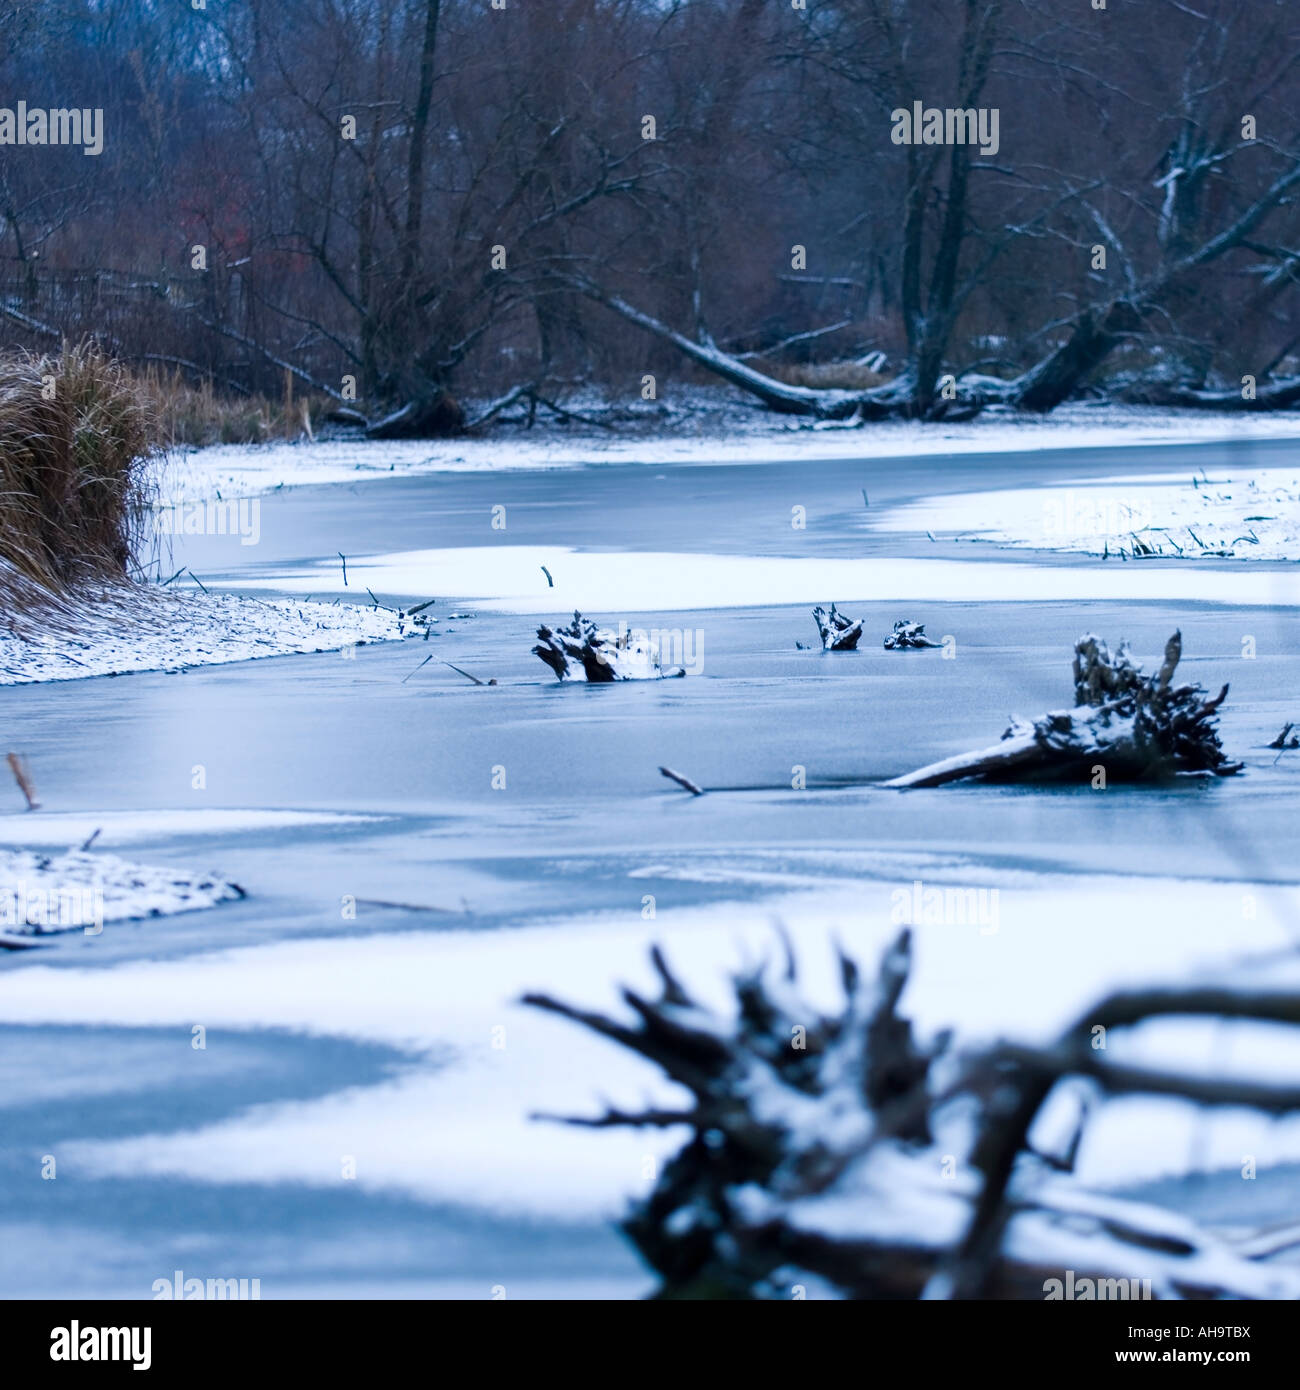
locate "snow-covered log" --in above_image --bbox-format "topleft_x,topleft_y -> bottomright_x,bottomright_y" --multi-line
888,631 -> 1241,787
533,611 -> 685,682
812,604 -> 863,651
883,620 -> 942,650
1128,376 -> 1300,411
525,934 -> 1300,1300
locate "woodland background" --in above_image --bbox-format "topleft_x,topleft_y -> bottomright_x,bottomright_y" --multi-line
2,0 -> 1298,429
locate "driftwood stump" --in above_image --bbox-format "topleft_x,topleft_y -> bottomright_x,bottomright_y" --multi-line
525,934 -> 1300,1300
812,604 -> 863,651
889,631 -> 1241,787
533,611 -> 685,682
883,620 -> 942,650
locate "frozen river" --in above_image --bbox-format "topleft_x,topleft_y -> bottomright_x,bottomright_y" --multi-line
2,434 -> 1298,1297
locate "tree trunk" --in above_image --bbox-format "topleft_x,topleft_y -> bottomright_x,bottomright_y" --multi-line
402,0 -> 442,281
1012,300 -> 1143,411
365,390 -> 464,439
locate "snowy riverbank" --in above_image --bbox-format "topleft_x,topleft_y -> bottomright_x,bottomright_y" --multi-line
0,588 -> 413,685
155,399 -> 1300,503
4,409 -> 1293,690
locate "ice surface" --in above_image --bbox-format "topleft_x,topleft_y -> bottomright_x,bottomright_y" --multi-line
2,872 -> 1297,1213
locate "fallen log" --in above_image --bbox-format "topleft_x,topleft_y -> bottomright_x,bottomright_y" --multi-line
533,611 -> 686,682
524,932 -> 1298,1299
888,631 -> 1241,787
812,604 -> 863,651
883,620 -> 942,650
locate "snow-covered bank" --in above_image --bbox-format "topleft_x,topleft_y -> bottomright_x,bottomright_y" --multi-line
2,870 -> 1297,1213
228,543 -> 1300,613
156,400 -> 1300,503
0,588 -> 411,685
873,465 -> 1300,561
0,846 -> 243,948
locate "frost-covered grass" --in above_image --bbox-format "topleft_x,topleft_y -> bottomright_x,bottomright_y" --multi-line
873,466 -> 1300,561
0,585 -> 412,685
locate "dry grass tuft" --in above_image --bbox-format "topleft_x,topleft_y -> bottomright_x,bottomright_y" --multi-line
0,340 -> 158,611
138,366 -> 328,447
762,360 -> 889,391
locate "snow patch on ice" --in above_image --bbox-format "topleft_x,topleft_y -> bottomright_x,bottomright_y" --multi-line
226,544 -> 1300,612
0,809 -> 386,848
2,871 -> 1298,1213
0,846 -> 243,942
873,466 -> 1300,561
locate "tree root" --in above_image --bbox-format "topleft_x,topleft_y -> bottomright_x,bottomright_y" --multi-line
889,631 -> 1241,787
525,933 -> 1300,1299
